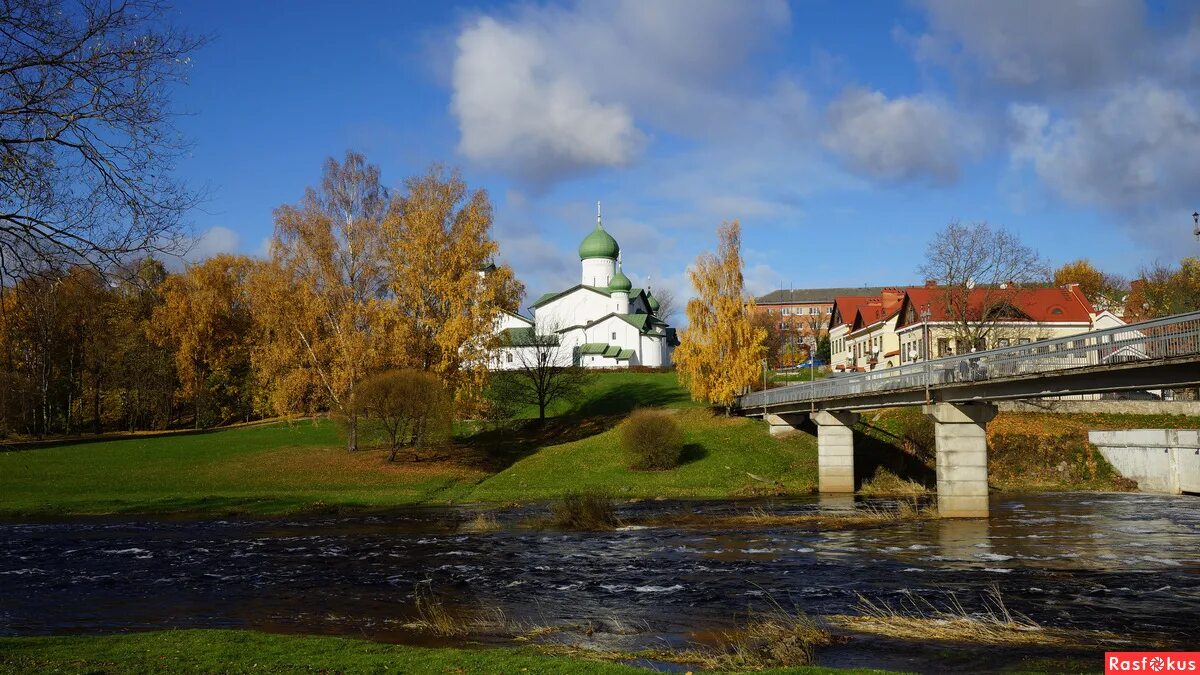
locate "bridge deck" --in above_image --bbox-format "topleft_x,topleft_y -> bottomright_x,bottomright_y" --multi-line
739,311 -> 1200,415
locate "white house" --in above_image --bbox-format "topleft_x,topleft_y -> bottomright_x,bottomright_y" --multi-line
491,205 -> 677,370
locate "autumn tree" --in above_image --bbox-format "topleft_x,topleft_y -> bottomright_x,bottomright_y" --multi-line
0,0 -> 205,274
1126,258 -> 1200,321
383,166 -> 523,411
151,254 -> 257,428
251,152 -> 389,451
1053,259 -> 1126,309
675,221 -> 766,412
355,369 -> 453,462
108,258 -> 177,432
750,310 -> 783,370
918,221 -> 1048,347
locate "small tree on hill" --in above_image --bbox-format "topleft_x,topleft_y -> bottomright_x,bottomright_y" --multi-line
490,325 -> 594,421
355,369 -> 453,462
675,221 -> 766,412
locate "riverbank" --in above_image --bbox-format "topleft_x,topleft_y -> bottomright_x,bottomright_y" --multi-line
1,372 -> 1195,518
0,629 -> 894,674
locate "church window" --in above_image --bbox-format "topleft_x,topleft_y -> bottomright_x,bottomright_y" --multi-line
506,353 -> 513,363
611,331 -> 617,340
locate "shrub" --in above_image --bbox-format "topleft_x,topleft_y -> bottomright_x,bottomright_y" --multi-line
551,492 -> 618,530
621,409 -> 684,470
354,369 -> 453,461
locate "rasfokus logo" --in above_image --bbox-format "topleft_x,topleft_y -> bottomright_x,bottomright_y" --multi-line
1106,653 -> 1200,674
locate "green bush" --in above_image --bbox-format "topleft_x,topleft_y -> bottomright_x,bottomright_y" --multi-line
620,409 -> 685,470
551,492 -> 618,530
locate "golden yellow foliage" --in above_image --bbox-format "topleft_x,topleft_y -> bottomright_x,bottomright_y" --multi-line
150,254 -> 256,426
674,220 -> 766,410
383,166 -> 523,415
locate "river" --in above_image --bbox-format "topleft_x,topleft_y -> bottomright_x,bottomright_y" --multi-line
2,493 -> 1197,672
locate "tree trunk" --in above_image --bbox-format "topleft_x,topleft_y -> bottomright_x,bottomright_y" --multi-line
347,411 -> 358,452
92,369 -> 102,434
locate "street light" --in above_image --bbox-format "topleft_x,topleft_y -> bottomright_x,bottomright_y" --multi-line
1193,211 -> 1199,240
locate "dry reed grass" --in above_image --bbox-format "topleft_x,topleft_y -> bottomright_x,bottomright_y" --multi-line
640,501 -> 934,530
857,466 -> 930,496
827,588 -> 1142,649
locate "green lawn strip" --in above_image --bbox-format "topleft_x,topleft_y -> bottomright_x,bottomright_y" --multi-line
0,629 -> 896,674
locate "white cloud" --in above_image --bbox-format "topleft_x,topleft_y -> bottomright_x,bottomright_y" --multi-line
910,0 -> 1147,90
186,226 -> 241,262
823,88 -> 982,184
448,1 -> 793,184
452,17 -> 641,183
1009,82 -> 1200,209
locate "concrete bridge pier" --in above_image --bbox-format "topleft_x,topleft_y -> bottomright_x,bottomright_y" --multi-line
764,413 -> 809,437
923,402 -> 997,518
812,411 -> 860,493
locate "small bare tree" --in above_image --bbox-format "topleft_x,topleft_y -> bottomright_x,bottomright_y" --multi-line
1,0 -> 207,275
918,222 -> 1048,348
650,287 -> 677,323
491,325 -> 594,421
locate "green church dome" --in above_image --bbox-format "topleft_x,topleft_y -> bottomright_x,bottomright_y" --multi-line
578,223 -> 620,260
609,268 -> 632,293
646,291 -> 660,312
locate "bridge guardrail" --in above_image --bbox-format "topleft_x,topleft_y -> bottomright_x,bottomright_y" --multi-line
738,310 -> 1200,410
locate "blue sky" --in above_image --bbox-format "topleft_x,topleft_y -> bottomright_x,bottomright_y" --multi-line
170,0 -> 1200,307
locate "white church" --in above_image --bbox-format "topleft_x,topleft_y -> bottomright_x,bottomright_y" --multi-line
491,206 -> 677,370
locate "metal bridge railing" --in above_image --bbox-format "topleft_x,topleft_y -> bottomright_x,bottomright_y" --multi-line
738,310 -> 1200,410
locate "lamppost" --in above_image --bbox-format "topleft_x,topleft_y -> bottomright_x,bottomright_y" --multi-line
1193,211 -> 1199,240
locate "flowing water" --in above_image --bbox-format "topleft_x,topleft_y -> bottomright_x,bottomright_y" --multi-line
2,493 -> 1198,672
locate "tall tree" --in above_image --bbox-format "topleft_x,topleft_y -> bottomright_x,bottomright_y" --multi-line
918,221 -> 1048,347
675,221 -> 766,412
0,0 -> 205,275
252,152 -> 389,451
383,166 -> 522,411
151,254 -> 257,428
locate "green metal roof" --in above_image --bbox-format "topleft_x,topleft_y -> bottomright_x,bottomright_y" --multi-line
647,291 -> 660,312
602,344 -> 622,358
617,314 -> 650,330
608,267 -> 632,292
579,342 -> 609,355
499,327 -> 556,347
616,349 -> 634,361
578,223 -> 620,260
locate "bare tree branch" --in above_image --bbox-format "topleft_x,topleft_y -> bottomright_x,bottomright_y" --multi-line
1,0 -> 206,278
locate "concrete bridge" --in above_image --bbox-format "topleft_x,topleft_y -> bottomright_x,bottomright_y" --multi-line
736,310 -> 1200,518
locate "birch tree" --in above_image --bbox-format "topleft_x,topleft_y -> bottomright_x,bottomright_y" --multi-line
675,221 -> 765,412
252,152 -> 388,451
383,166 -> 522,412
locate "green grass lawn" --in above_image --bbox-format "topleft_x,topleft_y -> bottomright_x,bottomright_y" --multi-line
0,372 -> 820,517
0,420 -> 487,517
0,629 -> 892,674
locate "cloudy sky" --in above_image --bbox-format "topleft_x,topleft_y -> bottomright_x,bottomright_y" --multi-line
173,0 -> 1200,307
